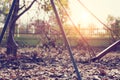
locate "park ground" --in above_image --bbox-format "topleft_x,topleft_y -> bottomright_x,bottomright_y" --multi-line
0,47 -> 120,80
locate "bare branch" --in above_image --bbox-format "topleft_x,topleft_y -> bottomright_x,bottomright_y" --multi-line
16,0 -> 37,20
19,5 -> 25,10
19,0 -> 26,10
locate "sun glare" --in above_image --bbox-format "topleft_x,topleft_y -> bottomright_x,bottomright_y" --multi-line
69,0 -> 91,27
69,0 -> 98,27
81,12 -> 89,22
80,12 -> 91,26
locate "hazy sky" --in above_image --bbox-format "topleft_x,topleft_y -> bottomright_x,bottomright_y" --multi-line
81,0 -> 120,19
69,0 -> 120,27
19,0 -> 120,27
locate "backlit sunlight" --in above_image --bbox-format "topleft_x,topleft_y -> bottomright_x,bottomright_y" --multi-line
68,0 -> 101,28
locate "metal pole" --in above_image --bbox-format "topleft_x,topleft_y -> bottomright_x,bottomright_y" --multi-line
0,0 -> 17,43
91,40 -> 120,61
50,0 -> 82,80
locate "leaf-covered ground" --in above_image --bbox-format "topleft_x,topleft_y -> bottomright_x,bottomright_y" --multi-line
0,48 -> 120,80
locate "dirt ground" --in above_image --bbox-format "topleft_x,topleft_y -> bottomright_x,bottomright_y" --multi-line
0,48 -> 120,80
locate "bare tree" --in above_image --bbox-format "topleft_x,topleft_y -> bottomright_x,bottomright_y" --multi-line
1,0 -> 69,57
6,0 -> 36,57
107,15 -> 120,42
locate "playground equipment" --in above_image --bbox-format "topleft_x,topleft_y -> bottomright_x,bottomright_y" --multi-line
91,40 -> 120,61
50,0 -> 82,79
59,0 -> 120,61
77,0 -> 120,61
0,0 -> 120,79
0,0 -> 82,79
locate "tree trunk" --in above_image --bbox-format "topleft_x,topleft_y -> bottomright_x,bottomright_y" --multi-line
6,0 -> 19,57
6,31 -> 18,57
5,0 -> 36,57
6,18 -> 18,57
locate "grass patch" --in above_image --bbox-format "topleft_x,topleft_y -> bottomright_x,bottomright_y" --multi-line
0,36 -> 112,48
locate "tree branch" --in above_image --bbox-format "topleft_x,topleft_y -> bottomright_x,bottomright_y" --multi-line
19,5 -> 25,10
19,0 -> 26,10
16,0 -> 37,20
